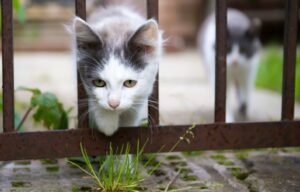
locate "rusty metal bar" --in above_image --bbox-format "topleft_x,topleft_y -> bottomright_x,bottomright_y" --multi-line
147,0 -> 159,21
75,0 -> 86,20
75,0 -> 89,128
1,0 -> 15,132
147,0 -> 159,126
215,0 -> 227,122
281,0 -> 298,121
0,121 -> 299,161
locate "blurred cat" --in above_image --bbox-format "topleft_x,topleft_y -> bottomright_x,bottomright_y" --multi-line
72,6 -> 162,135
198,8 -> 261,122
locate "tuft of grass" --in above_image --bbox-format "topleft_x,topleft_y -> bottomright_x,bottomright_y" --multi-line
68,142 -> 152,192
70,125 -> 197,191
256,45 -> 300,101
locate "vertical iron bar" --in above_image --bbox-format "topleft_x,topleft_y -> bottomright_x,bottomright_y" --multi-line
75,0 -> 86,20
215,0 -> 227,122
147,0 -> 159,126
281,0 -> 298,121
75,0 -> 88,128
147,0 -> 159,21
1,0 -> 15,132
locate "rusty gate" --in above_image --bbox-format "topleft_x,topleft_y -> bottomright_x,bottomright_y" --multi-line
0,0 -> 299,161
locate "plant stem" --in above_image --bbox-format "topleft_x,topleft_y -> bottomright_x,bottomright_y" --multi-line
164,169 -> 181,192
169,124 -> 195,152
16,107 -> 33,131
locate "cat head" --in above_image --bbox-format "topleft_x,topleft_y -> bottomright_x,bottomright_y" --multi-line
212,9 -> 261,67
73,17 -> 162,111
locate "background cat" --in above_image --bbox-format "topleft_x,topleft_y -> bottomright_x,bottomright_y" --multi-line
198,8 -> 261,122
72,6 -> 162,135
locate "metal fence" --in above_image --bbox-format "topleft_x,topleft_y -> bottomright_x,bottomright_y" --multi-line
0,0 -> 299,161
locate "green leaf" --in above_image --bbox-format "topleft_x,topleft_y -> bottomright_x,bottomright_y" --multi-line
13,0 -> 26,23
0,0 -> 26,31
20,87 -> 71,130
17,86 -> 41,95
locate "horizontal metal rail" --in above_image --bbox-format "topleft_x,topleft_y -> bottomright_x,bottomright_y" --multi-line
0,121 -> 299,161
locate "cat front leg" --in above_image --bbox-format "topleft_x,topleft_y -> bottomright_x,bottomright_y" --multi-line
92,109 -> 120,136
235,66 -> 254,121
119,102 -> 147,127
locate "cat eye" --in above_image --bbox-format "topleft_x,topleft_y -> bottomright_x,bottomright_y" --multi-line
92,79 -> 106,87
123,80 -> 137,88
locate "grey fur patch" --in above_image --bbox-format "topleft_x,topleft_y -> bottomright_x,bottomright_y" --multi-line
227,27 -> 259,58
73,6 -> 160,89
75,22 -> 157,85
77,38 -> 149,84
208,9 -> 260,59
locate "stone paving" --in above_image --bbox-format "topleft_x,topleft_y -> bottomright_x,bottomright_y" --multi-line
1,149 -> 300,191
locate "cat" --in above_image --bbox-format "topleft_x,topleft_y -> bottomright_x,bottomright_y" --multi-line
198,8 -> 261,122
72,6 -> 162,135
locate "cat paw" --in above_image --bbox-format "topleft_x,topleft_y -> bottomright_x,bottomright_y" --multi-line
97,125 -> 119,136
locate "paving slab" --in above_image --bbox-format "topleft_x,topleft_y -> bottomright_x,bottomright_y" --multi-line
1,150 -> 300,191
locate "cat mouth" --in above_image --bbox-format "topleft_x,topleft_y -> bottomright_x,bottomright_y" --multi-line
105,105 -> 127,112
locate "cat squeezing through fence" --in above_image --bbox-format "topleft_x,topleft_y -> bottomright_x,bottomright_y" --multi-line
72,6 -> 162,135
198,8 -> 261,122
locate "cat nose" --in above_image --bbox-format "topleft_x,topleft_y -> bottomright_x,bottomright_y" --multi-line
232,59 -> 238,67
108,100 -> 120,109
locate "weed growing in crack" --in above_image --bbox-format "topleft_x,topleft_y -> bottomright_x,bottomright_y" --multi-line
70,124 -> 197,192
68,142 -> 149,192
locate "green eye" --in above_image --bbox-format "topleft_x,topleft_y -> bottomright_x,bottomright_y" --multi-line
124,80 -> 137,88
92,79 -> 106,87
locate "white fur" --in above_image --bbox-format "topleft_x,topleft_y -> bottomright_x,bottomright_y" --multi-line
89,55 -> 158,136
72,6 -> 162,135
198,9 -> 261,122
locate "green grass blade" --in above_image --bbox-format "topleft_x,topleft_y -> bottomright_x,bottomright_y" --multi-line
67,160 -> 95,179
80,143 -> 104,189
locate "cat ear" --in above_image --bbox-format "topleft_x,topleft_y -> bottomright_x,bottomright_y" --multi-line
73,17 -> 103,51
128,19 -> 160,54
246,18 -> 262,38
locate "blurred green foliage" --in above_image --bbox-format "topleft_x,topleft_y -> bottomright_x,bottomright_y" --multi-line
19,87 -> 71,130
256,45 -> 300,101
0,0 -> 26,31
1,88 -> 71,131
0,93 -> 23,131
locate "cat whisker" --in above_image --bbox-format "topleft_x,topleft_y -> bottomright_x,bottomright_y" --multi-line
135,98 -> 159,105
132,101 -> 159,111
78,104 -> 99,127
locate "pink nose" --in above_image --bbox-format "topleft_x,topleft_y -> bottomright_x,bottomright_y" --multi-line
108,100 -> 120,109
232,59 -> 238,66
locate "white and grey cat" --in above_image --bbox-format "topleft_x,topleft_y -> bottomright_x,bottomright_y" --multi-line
198,8 -> 261,122
72,6 -> 162,135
